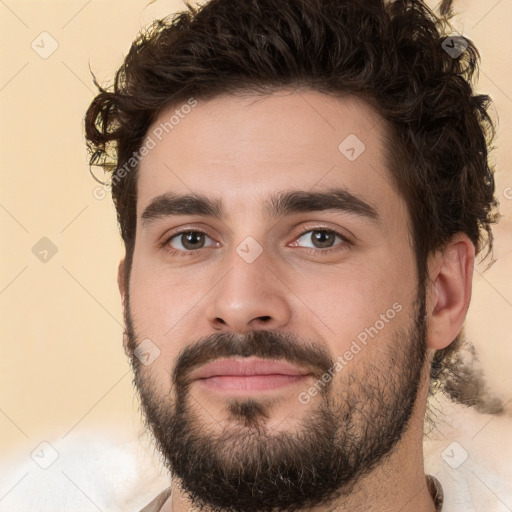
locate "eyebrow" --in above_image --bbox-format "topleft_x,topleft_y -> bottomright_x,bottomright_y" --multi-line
141,188 -> 379,227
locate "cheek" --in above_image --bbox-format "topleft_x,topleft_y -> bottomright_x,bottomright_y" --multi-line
298,257 -> 415,357
128,263 -> 200,376
129,249 -> 204,334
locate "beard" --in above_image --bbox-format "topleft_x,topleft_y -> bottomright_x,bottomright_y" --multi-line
124,289 -> 428,512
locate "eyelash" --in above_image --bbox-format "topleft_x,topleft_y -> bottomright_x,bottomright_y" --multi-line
159,227 -> 351,257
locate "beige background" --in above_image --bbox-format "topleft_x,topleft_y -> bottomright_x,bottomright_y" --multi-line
0,0 -> 511,510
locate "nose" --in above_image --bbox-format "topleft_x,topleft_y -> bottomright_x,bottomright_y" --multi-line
206,247 -> 292,334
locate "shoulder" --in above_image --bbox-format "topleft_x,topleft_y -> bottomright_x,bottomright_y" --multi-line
424,394 -> 512,511
138,488 -> 172,512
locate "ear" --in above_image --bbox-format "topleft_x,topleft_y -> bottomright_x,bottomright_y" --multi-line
117,258 -> 126,303
117,259 -> 130,357
426,233 -> 476,350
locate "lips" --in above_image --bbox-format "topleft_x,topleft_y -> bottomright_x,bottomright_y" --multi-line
190,357 -> 311,381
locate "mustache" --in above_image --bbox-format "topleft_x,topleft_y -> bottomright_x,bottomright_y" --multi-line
172,329 -> 334,389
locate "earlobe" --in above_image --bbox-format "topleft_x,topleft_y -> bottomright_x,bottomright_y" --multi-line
122,329 -> 130,358
426,233 -> 475,350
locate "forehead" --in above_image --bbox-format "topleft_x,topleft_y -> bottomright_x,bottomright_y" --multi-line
136,90 -> 400,219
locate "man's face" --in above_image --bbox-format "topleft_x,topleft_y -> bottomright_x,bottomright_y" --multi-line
123,90 -> 429,511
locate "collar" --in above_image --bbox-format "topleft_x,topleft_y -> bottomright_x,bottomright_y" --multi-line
426,474 -> 444,511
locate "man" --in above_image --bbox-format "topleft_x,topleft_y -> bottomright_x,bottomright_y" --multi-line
84,0 -> 499,510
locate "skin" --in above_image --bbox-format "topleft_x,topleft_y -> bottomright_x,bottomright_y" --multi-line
118,89 -> 475,512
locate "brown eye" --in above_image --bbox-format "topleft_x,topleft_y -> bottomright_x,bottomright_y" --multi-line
167,231 -> 215,251
296,230 -> 345,250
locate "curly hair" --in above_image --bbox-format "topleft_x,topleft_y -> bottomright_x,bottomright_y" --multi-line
84,0 -> 500,407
